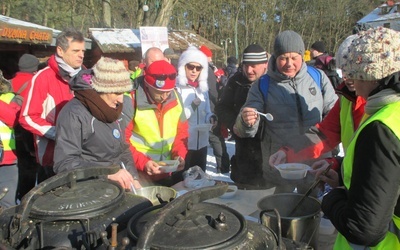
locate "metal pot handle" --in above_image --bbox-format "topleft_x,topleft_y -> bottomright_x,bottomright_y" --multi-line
136,182 -> 228,249
259,209 -> 283,249
8,166 -> 119,247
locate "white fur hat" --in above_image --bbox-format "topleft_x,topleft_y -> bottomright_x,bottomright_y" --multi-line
176,46 -> 209,92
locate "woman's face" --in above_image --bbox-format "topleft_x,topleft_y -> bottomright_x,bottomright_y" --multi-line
99,93 -> 124,109
352,79 -> 379,99
185,62 -> 203,82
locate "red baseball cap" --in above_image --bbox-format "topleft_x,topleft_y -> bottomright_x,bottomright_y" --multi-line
144,60 -> 177,91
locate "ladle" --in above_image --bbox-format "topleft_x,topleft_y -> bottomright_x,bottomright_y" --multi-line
288,164 -> 332,217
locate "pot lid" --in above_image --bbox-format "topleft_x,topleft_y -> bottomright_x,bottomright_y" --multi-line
128,202 -> 249,249
30,179 -> 124,219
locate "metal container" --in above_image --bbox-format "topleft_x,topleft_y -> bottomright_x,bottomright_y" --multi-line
0,166 -> 152,249
258,193 -> 321,249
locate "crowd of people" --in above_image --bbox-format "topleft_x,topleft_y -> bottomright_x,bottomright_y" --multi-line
0,25 -> 399,249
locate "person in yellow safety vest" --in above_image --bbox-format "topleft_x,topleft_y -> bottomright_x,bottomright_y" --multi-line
319,27 -> 400,250
125,60 -> 189,187
0,70 -> 22,208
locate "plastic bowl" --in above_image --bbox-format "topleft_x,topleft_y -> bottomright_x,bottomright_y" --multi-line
158,160 -> 179,173
135,186 -> 177,205
219,185 -> 238,199
275,163 -> 311,180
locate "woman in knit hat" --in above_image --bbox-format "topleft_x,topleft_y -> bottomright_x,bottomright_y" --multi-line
176,46 -> 215,174
320,27 -> 400,249
54,57 -> 141,191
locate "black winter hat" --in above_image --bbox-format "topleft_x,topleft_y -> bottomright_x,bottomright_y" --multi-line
242,44 -> 268,65
311,41 -> 326,53
18,54 -> 40,73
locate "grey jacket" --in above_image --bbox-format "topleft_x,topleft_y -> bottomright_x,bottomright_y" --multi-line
235,58 -> 337,179
53,70 -> 138,178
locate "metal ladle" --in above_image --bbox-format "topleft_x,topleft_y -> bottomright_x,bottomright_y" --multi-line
288,164 -> 332,217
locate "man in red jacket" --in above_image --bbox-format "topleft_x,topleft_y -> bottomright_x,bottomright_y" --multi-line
11,54 -> 40,199
19,28 -> 86,183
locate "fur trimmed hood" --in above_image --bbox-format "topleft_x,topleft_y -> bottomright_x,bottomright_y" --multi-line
176,46 -> 209,92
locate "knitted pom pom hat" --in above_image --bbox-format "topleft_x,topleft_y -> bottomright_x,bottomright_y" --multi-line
91,57 -> 132,93
341,27 -> 400,81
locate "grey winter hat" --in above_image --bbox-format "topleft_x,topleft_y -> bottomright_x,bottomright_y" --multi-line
18,54 -> 40,73
274,30 -> 305,57
242,44 -> 268,65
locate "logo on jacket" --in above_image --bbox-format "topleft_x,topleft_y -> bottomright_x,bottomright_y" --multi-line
113,129 -> 121,139
309,87 -> 317,96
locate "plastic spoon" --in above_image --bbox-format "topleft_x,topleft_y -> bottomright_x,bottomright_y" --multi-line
255,111 -> 274,121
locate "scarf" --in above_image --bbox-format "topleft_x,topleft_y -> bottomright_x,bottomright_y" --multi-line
55,55 -> 82,78
187,79 -> 199,88
365,88 -> 400,115
74,89 -> 122,123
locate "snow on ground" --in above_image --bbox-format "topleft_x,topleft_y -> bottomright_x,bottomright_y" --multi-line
205,140 -> 235,183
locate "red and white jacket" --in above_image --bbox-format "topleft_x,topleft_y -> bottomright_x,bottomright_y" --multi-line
19,55 -> 74,167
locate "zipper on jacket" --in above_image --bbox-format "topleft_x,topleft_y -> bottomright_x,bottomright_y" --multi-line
289,80 -> 304,134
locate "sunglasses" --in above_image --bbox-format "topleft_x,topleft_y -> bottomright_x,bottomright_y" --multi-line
149,73 -> 177,81
186,64 -> 203,71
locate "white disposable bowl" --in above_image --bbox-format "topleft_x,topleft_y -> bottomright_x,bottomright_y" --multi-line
158,160 -> 179,173
275,163 -> 311,180
219,185 -> 238,199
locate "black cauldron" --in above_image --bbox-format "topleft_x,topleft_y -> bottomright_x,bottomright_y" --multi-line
124,184 -> 311,250
0,166 -> 152,249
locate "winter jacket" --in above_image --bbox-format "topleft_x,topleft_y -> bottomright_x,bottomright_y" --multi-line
125,79 -> 188,181
322,93 -> 400,249
215,70 -> 263,185
19,55 -> 74,167
176,84 -> 213,150
0,92 -> 20,165
235,58 -> 337,183
11,72 -> 34,98
53,69 -> 138,178
284,82 -> 366,170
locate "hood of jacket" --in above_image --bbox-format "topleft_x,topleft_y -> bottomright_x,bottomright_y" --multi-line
69,69 -> 94,91
176,46 -> 209,93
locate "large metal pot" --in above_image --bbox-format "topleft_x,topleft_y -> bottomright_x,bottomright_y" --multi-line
124,184 -> 311,250
0,166 -> 152,249
258,193 -> 321,249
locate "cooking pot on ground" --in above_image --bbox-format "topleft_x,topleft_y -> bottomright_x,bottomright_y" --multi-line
0,166 -> 152,249
258,193 -> 321,249
125,183 -> 311,250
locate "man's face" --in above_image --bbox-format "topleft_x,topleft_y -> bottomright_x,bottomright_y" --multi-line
276,52 -> 303,78
242,62 -> 268,82
146,85 -> 172,104
57,38 -> 85,69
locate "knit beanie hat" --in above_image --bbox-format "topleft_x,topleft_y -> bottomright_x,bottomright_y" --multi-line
274,30 -> 305,57
18,54 -> 40,73
91,57 -> 132,93
144,60 -> 177,91
242,44 -> 268,65
227,56 -> 238,65
199,45 -> 213,58
177,46 -> 209,92
311,41 -> 326,53
341,27 -> 400,81
336,34 -> 357,71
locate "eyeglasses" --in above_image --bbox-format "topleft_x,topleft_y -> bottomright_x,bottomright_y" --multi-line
186,64 -> 203,71
149,73 -> 177,81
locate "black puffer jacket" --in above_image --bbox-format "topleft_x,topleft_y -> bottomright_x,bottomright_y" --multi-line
215,71 -> 264,186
